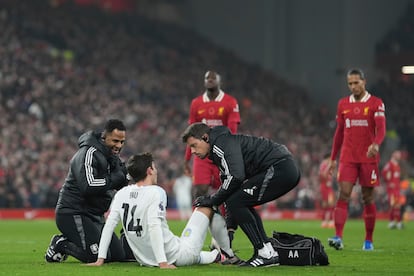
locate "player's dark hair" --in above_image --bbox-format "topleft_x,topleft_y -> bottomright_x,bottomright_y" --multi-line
181,123 -> 211,143
347,68 -> 365,80
104,119 -> 126,133
126,152 -> 153,182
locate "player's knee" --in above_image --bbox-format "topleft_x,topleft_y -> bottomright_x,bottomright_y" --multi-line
193,184 -> 209,198
195,206 -> 214,219
362,196 -> 375,205
338,192 -> 351,202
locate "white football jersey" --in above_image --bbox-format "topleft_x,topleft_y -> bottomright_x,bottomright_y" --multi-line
98,185 -> 180,266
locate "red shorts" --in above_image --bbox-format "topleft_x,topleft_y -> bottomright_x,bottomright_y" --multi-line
192,156 -> 221,190
337,162 -> 380,187
320,185 -> 335,203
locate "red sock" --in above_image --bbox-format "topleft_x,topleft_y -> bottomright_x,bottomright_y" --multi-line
334,200 -> 348,238
389,208 -> 394,221
393,207 -> 401,222
322,207 -> 329,220
328,207 -> 334,221
364,203 -> 376,242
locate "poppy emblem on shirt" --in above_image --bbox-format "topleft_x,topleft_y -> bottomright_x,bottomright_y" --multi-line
353,107 -> 360,114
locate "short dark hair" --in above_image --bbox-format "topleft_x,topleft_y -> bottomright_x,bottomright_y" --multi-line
126,152 -> 153,182
347,68 -> 365,80
181,123 -> 210,143
104,119 -> 126,133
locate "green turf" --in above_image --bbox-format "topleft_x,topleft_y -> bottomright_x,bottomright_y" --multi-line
0,219 -> 412,275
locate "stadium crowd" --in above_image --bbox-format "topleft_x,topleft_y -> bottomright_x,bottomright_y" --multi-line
0,0 -> 413,215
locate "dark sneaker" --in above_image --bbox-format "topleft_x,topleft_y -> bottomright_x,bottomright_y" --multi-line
239,255 -> 280,267
213,249 -> 222,263
217,247 -> 243,265
221,255 -> 243,265
328,236 -> 344,250
45,234 -> 68,263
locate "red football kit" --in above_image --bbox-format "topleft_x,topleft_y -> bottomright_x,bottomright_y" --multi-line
381,160 -> 401,205
185,90 -> 240,189
319,159 -> 335,202
330,92 -> 386,186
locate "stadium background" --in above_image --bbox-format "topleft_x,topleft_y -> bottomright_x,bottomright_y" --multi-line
0,0 -> 414,220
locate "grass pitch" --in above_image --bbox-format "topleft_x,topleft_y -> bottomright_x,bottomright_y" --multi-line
0,219 -> 412,275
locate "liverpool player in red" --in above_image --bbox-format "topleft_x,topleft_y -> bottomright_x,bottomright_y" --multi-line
184,70 -> 240,252
327,69 -> 386,251
381,150 -> 403,229
319,153 -> 335,228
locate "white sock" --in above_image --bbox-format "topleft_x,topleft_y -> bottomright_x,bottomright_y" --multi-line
258,242 -> 277,259
209,213 -> 234,257
265,242 -> 278,257
182,211 -> 210,251
199,249 -> 220,264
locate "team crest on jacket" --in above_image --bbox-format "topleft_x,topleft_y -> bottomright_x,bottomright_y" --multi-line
183,228 -> 192,237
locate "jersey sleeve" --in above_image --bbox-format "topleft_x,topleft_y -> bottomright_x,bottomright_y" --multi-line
184,146 -> 192,161
210,138 -> 245,206
381,163 -> 391,181
373,99 -> 386,145
97,194 -> 122,259
185,99 -> 198,160
77,147 -> 110,195
188,98 -> 198,124
226,97 -> 240,133
147,188 -> 168,265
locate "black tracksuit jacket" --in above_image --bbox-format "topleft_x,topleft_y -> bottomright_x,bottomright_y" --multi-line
55,130 -> 127,222
208,126 -> 292,206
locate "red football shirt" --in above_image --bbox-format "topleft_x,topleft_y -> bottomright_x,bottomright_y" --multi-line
331,92 -> 386,163
381,160 -> 401,190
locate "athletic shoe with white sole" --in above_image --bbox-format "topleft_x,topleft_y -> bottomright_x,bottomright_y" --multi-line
45,234 -> 68,262
328,236 -> 344,250
362,240 -> 374,251
239,255 -> 279,267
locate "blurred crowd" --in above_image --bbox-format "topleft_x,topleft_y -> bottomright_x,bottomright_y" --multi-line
0,1 -> 413,214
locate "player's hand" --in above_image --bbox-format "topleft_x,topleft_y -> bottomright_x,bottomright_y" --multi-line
367,143 -> 379,158
193,195 -> 213,208
159,262 -> 176,269
327,159 -> 337,176
86,258 -> 105,266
